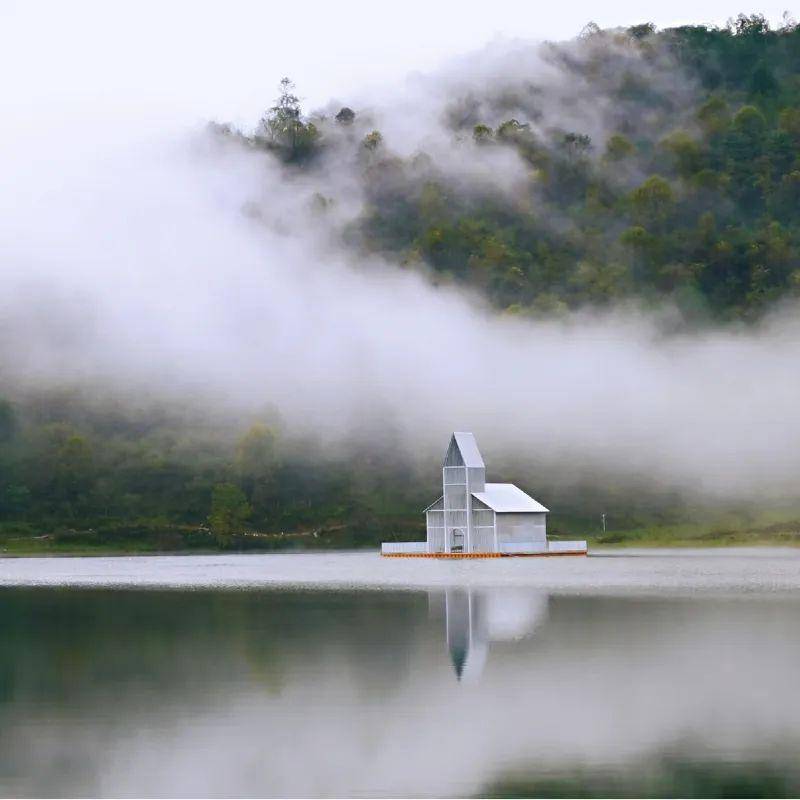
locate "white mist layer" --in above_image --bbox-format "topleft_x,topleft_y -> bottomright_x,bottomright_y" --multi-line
2,86 -> 800,499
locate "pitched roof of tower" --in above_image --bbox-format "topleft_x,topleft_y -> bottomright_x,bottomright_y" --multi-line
452,432 -> 485,469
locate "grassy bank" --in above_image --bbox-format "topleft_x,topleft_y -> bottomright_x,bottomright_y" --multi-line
584,510 -> 800,549
2,509 -> 799,557
0,521 -> 355,557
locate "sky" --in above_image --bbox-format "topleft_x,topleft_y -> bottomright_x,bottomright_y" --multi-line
2,0 -> 794,136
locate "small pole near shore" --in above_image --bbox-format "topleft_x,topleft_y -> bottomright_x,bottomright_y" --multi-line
601,513 -> 606,534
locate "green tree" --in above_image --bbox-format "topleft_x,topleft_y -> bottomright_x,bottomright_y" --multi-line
661,132 -> 703,178
362,130 -> 383,151
0,398 -> 15,442
729,13 -> 770,36
473,124 -> 493,144
630,176 -> 674,229
1,485 -> 30,517
28,424 -> 94,517
496,119 -> 529,142
628,22 -> 656,39
750,62 -> 778,96
335,107 -> 355,124
235,424 -> 279,515
696,97 -> 730,137
261,77 -> 318,161
733,105 -> 767,140
208,483 -> 251,541
605,134 -> 635,161
561,132 -> 592,158
778,108 -> 800,145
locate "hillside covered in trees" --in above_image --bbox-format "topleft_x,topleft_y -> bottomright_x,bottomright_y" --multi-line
3,15 -> 800,553
216,14 -> 800,322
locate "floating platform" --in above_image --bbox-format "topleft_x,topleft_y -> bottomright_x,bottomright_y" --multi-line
380,541 -> 588,558
381,550 -> 587,558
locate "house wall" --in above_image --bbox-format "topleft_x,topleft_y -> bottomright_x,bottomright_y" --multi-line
443,464 -> 467,552
496,512 -> 547,543
443,440 -> 469,552
467,466 -> 486,493
470,496 -> 496,552
425,497 -> 445,552
442,436 -> 488,553
426,519 -> 444,553
427,523 -> 445,552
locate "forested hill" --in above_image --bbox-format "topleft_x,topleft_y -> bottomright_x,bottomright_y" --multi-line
216,14 -> 800,322
2,16 -> 800,554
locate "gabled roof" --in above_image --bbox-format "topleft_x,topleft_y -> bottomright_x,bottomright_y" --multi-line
471,483 -> 549,513
451,432 -> 485,469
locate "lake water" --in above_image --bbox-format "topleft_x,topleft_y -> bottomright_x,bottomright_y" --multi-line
1,549 -> 800,797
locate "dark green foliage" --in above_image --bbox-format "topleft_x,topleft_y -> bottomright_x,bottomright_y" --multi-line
339,19 -> 800,321
0,390 -> 796,552
208,483 -> 251,541
256,77 -> 319,163
208,21 -> 800,323
362,130 -> 383,151
0,399 -> 15,442
481,757 -> 800,798
335,106 -> 355,124
0,392 -> 433,551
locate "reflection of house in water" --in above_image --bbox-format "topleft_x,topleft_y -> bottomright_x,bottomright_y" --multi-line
435,588 -> 549,680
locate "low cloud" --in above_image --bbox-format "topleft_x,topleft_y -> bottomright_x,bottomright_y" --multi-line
1,38 -> 799,501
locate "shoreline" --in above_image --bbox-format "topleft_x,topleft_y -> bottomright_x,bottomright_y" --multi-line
3,538 -> 799,559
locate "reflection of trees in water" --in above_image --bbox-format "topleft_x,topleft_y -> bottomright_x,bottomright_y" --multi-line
0,588 -> 432,797
481,756 -> 800,798
0,588 -> 426,705
3,587 -> 800,797
436,588 -> 550,681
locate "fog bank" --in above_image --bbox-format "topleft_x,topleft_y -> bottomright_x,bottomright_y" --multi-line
2,39 -> 799,500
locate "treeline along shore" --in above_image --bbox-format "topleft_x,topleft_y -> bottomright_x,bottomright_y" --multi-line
1,391 -> 799,555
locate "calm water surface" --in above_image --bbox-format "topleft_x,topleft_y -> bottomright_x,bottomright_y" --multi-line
1,550 -> 800,797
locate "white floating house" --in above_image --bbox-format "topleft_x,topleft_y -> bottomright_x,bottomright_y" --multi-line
382,432 -> 586,557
